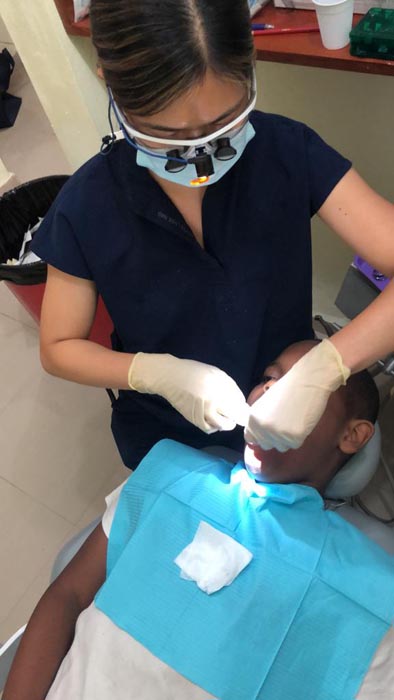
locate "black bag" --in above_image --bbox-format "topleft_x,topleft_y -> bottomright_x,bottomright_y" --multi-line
0,175 -> 69,285
0,48 -> 22,128
0,47 -> 14,91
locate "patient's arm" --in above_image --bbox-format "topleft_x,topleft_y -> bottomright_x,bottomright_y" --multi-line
3,523 -> 107,700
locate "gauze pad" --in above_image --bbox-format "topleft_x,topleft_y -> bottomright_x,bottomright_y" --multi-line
174,521 -> 253,594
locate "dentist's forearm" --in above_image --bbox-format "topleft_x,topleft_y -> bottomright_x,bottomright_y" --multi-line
330,278 -> 394,373
40,338 -> 134,389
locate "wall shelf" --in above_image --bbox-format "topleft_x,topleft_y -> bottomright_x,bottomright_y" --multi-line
54,0 -> 90,37
54,0 -> 394,75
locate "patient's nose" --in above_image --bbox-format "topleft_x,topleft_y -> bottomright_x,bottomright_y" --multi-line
263,378 -> 276,393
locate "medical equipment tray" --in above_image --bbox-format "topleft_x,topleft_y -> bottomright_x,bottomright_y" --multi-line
350,8 -> 394,60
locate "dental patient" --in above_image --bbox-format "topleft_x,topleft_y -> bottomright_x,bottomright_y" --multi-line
4,341 -> 394,700
244,339 -> 379,494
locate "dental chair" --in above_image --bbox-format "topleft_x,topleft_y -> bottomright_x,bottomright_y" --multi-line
324,424 -> 394,552
1,427 -> 393,693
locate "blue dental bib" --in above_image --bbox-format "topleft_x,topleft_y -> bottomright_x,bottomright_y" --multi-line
95,439 -> 394,700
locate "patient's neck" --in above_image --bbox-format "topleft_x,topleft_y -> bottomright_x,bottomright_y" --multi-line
298,447 -> 347,495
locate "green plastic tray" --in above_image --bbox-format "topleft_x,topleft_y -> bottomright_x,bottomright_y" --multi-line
350,8 -> 394,60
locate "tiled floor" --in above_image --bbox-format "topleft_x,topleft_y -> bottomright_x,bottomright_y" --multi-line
0,53 -> 70,187
0,54 -> 128,644
0,283 -> 127,643
1,50 -> 394,655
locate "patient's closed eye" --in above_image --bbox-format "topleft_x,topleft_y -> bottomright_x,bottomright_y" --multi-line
248,368 -> 281,404
261,375 -> 278,386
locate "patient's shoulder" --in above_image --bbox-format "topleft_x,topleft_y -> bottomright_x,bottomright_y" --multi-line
131,439 -> 227,489
334,504 -> 394,556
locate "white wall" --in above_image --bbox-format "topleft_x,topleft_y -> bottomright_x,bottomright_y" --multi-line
0,0 -> 106,171
0,12 -> 13,45
256,61 -> 394,320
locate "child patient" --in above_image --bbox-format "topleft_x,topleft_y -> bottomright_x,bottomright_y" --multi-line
243,339 -> 379,493
4,341 -> 394,700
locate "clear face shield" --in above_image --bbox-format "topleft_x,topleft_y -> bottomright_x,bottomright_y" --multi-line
108,72 -> 257,187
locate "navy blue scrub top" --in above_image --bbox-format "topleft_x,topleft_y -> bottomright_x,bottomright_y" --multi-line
32,111 -> 351,469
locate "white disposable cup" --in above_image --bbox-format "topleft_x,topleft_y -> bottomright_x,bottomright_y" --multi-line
312,0 -> 354,50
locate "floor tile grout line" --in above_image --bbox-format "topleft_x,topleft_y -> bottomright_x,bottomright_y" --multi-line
68,467 -> 126,528
0,475 -> 77,526
0,308 -> 38,331
0,462 -> 122,528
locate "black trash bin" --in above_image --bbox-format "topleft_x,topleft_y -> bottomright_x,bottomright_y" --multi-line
0,174 -> 69,285
0,175 -> 68,322
0,174 -> 113,345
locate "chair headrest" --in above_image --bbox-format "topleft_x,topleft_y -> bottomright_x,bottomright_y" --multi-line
324,423 -> 381,499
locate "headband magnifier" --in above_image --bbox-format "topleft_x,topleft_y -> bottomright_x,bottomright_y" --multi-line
108,74 -> 257,186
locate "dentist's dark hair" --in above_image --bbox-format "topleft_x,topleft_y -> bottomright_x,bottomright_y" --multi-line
90,0 -> 255,115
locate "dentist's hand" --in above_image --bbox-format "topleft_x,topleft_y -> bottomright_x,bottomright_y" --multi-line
128,353 -> 249,433
244,339 -> 350,452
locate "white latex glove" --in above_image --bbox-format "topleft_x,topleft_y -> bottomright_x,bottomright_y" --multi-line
244,339 -> 351,452
128,353 -> 249,434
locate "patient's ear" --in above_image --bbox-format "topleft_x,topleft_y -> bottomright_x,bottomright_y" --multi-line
339,420 -> 375,455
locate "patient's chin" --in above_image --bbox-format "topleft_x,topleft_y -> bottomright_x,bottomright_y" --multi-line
244,443 -> 290,484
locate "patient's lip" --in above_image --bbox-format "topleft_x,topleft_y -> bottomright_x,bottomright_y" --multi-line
251,444 -> 266,463
246,443 -> 266,465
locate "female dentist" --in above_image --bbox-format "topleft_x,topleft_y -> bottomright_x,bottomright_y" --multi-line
32,0 -> 394,469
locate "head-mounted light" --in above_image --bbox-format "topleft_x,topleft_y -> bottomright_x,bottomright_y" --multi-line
108,70 -> 257,183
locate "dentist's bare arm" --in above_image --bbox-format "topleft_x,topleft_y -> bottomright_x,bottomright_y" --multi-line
318,168 -> 394,372
40,266 -> 134,388
3,524 -> 107,700
40,267 -> 248,431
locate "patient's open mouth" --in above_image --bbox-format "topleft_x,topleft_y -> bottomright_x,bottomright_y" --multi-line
249,443 -> 266,463
244,443 -> 266,474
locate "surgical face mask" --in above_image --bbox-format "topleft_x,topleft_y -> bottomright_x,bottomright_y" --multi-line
108,73 -> 257,187
134,121 -> 255,187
